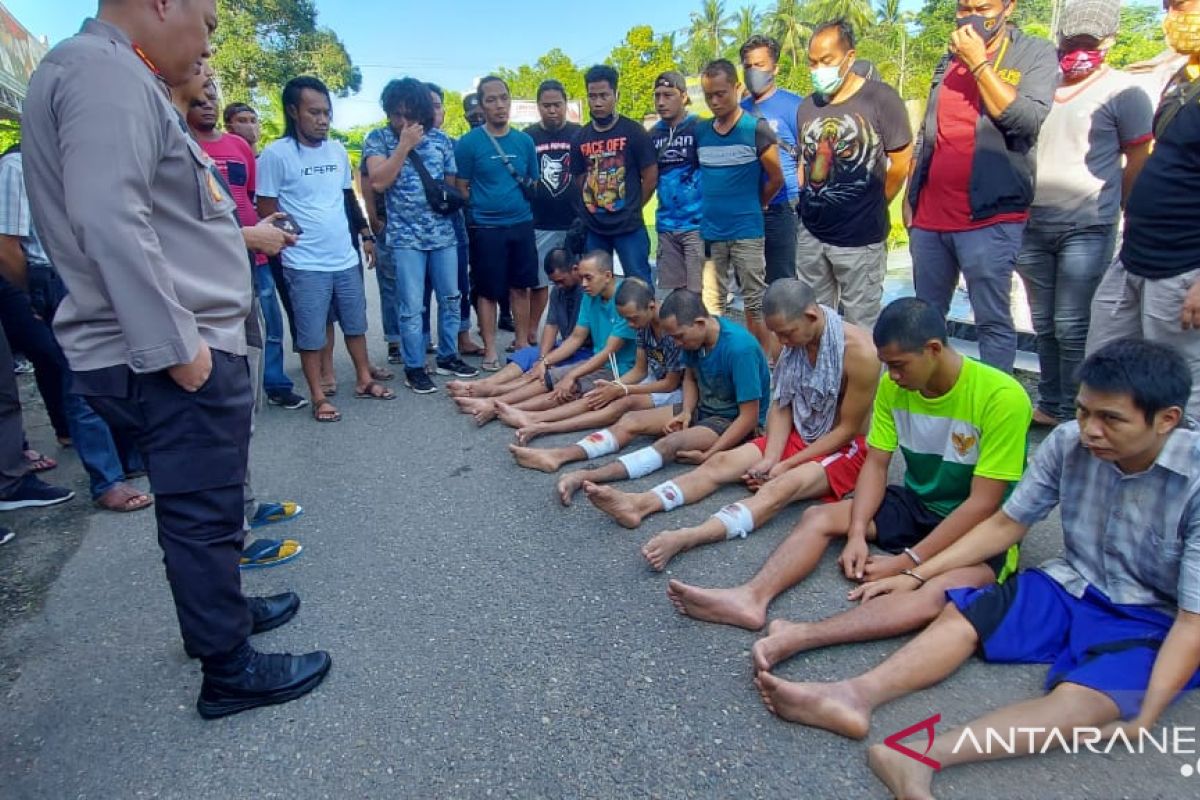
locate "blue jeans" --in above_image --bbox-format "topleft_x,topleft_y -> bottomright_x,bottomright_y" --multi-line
26,268 -> 140,498
252,264 -> 293,395
395,245 -> 460,369
374,230 -> 401,344
910,222 -> 1025,372
422,218 -> 474,345
1016,223 -> 1117,419
586,227 -> 652,284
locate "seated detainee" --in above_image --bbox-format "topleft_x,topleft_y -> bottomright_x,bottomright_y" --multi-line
752,340 -> 1200,800
496,278 -> 684,442
448,248 -> 590,398
583,280 -> 879,572
668,297 -> 1031,630
510,289 -> 771,506
454,250 -> 637,424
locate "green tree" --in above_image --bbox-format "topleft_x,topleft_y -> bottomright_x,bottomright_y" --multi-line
497,48 -> 586,103
728,5 -> 762,59
607,26 -> 680,121
211,0 -> 360,111
686,0 -> 735,70
1108,4 -> 1166,68
807,0 -> 876,34
765,0 -> 814,85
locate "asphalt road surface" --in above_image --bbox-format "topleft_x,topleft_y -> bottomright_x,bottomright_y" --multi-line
1,319 -> 1197,799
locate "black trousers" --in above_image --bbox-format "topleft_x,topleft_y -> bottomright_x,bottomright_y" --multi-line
0,276 -> 70,439
0,324 -> 28,494
764,203 -> 799,284
82,350 -> 254,661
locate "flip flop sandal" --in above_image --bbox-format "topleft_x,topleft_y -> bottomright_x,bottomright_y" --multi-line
459,343 -> 486,356
239,538 -> 304,570
94,483 -> 153,513
481,358 -> 502,372
250,501 -> 304,529
355,381 -> 396,400
370,366 -> 396,382
312,400 -> 341,422
23,450 -> 57,473
505,341 -> 518,353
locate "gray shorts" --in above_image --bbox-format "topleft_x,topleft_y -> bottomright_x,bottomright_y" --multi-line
795,222 -> 886,328
545,365 -> 608,394
534,229 -> 568,289
657,229 -> 704,292
708,238 -> 767,315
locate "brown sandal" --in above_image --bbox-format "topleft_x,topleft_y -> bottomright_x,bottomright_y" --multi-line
313,399 -> 341,422
94,483 -> 153,513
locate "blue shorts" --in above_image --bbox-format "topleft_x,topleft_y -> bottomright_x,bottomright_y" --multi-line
508,345 -> 593,373
282,266 -> 369,351
948,569 -> 1200,719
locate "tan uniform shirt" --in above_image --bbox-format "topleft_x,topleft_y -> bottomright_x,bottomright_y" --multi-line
22,18 -> 250,375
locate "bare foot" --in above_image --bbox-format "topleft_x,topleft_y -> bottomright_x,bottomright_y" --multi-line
514,423 -> 547,446
665,580 -> 766,630
556,471 -> 587,506
867,743 -> 936,799
583,482 -> 645,529
453,395 -> 482,414
752,619 -> 809,673
753,672 -> 871,739
495,401 -> 533,429
471,400 -> 498,426
447,380 -> 475,397
641,529 -> 695,571
509,444 -> 564,474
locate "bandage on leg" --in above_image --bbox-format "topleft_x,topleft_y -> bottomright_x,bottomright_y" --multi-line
617,446 -> 665,479
651,480 -> 685,512
576,429 -> 618,460
714,502 -> 755,540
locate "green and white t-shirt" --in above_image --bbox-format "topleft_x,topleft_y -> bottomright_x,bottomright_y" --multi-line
866,357 -> 1031,517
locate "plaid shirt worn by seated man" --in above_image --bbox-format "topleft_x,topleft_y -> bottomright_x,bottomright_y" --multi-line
1002,420 -> 1200,615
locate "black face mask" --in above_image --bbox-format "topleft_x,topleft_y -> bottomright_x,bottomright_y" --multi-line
956,5 -> 1008,44
591,112 -> 615,127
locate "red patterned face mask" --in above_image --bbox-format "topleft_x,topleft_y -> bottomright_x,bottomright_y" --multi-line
1058,49 -> 1106,79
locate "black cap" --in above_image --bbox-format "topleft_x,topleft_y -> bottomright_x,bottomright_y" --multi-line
653,71 -> 687,92
462,93 -> 481,114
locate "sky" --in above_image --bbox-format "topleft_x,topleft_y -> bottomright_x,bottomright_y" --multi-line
8,0 -> 737,128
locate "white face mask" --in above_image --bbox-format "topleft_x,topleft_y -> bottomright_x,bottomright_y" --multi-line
810,57 -> 849,97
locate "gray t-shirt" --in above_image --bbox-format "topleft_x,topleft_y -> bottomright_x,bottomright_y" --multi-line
1030,67 -> 1154,229
547,284 -> 583,340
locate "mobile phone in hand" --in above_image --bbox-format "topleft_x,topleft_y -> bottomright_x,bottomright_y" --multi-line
271,213 -> 303,236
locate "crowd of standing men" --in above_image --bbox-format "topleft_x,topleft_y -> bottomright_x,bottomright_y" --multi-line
3,0 -> 1200,796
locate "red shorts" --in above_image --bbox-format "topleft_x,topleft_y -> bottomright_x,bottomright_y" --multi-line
751,431 -> 867,500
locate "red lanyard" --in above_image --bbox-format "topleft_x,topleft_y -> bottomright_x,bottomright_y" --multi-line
130,43 -> 162,79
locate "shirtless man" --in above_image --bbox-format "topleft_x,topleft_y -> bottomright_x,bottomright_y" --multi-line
667,297 -> 1031,630
510,289 -> 771,507
497,278 -> 683,443
448,248 -> 588,399
579,281 -> 878,574
453,250 -> 636,425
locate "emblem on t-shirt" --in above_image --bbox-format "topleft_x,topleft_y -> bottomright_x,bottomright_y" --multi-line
951,432 -> 978,457
540,152 -> 571,197
800,113 -> 878,200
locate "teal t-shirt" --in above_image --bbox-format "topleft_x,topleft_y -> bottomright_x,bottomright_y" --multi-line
577,281 -> 638,372
681,318 -> 771,425
695,112 -> 776,241
454,127 -> 537,226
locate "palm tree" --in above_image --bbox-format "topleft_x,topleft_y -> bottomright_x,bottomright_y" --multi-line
807,0 -> 876,34
765,0 -> 812,70
732,5 -> 761,50
876,0 -> 902,26
689,0 -> 735,65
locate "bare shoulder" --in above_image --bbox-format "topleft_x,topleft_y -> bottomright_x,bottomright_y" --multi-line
841,322 -> 881,380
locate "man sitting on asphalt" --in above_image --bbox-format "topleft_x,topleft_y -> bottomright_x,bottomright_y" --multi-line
579,280 -> 878,574
510,289 -> 771,507
496,277 -> 683,444
448,248 -> 589,399
667,297 -> 1031,631
750,340 -> 1200,800
453,250 -> 637,425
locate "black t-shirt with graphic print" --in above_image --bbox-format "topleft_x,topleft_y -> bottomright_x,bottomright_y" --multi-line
795,79 -> 912,247
526,121 -> 582,231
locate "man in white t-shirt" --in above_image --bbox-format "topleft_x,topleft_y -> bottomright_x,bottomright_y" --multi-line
257,77 -> 395,422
